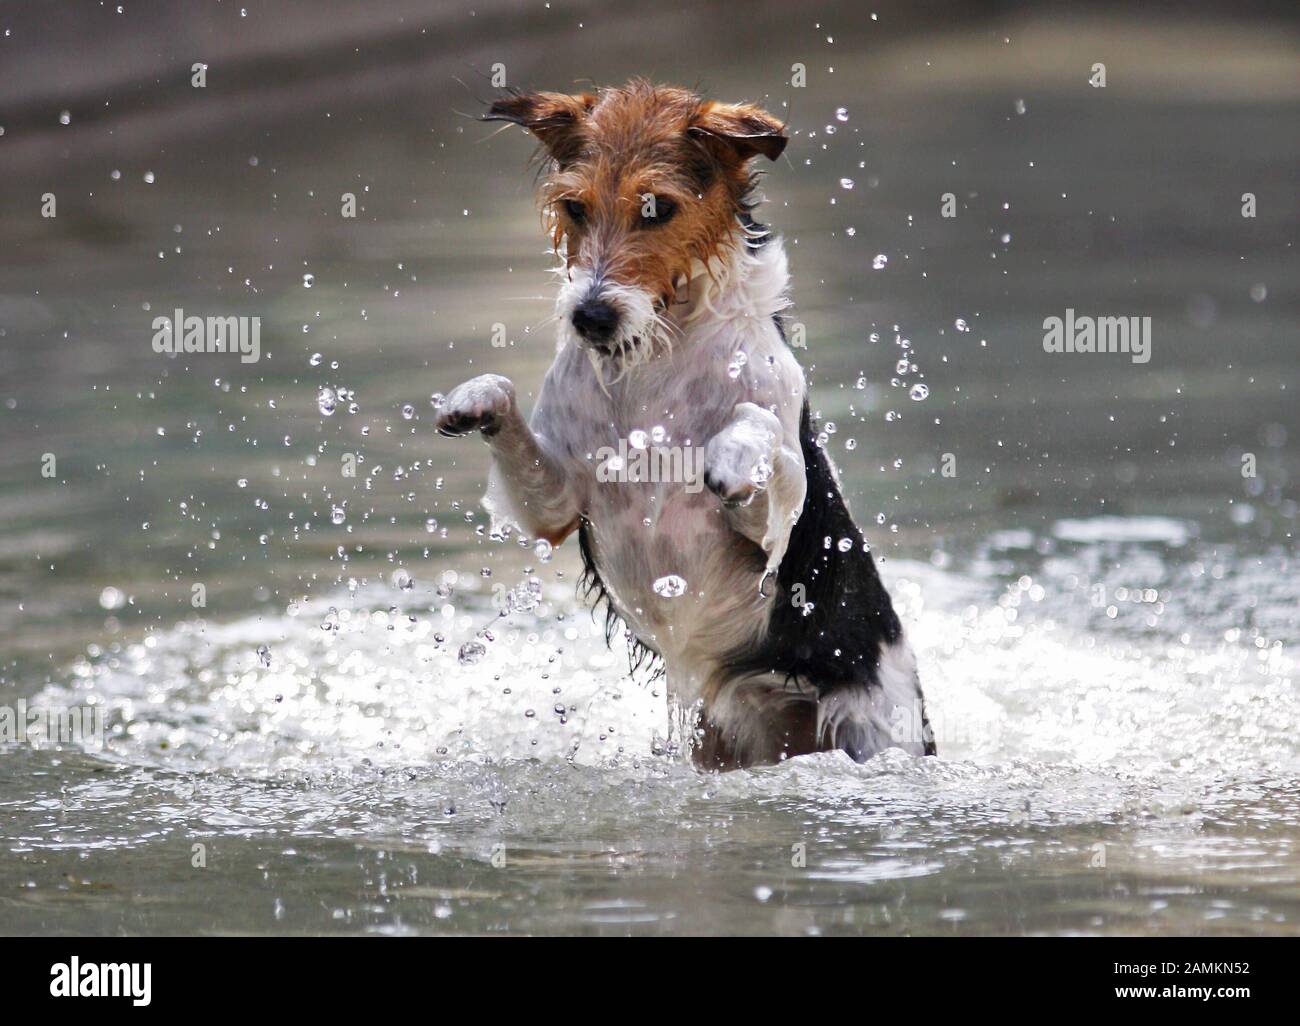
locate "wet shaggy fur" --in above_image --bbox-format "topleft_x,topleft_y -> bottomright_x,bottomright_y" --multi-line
577,516 -> 663,680
485,79 -> 787,365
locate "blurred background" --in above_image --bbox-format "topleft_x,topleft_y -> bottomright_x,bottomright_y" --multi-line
0,2 -> 1296,935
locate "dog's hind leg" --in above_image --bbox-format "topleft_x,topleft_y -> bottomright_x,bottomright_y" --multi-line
817,640 -> 936,760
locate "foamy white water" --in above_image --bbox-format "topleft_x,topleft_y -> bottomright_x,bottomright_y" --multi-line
12,525 -> 1298,935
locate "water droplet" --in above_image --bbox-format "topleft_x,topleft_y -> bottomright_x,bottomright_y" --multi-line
59,110 -> 71,126
909,383 -> 930,401
727,351 -> 748,378
309,352 -> 323,367
256,644 -> 271,668
302,273 -> 314,288
317,386 -> 337,416
458,641 -> 487,666
1013,98 -> 1027,115
401,404 -> 415,420
629,429 -> 648,450
653,574 -> 688,598
534,539 -> 553,562
839,177 -> 855,190
98,586 -> 126,610
955,318 -> 970,332
330,505 -> 346,525
872,254 -> 888,270
837,537 -> 853,552
511,576 -> 544,613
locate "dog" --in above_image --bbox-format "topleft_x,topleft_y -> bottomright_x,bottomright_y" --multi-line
437,80 -> 935,769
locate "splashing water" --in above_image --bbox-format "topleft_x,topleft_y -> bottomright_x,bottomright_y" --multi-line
10,523 -> 1299,935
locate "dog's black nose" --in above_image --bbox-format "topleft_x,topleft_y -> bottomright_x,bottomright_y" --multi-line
571,299 -> 619,344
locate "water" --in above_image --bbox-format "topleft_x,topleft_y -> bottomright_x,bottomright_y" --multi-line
1,5 -> 1297,934
6,530 -> 1298,935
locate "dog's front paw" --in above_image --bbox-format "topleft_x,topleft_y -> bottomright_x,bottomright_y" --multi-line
435,374 -> 516,438
703,403 -> 780,508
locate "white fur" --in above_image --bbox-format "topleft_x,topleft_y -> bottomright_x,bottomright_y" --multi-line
554,265 -> 673,378
816,640 -> 930,757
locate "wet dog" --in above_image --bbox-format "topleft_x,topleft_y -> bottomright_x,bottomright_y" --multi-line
437,80 -> 934,769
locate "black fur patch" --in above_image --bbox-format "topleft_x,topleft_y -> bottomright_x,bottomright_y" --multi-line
721,399 -> 937,758
574,404 -> 909,696
719,400 -> 903,694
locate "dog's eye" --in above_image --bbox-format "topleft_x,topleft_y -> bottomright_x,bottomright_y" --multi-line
640,196 -> 677,227
563,199 -> 587,224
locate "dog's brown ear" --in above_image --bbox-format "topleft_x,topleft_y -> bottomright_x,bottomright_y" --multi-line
483,90 -> 596,163
690,101 -> 788,162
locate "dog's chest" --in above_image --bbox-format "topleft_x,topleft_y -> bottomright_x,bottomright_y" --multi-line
544,330 -> 788,664
580,341 -> 742,537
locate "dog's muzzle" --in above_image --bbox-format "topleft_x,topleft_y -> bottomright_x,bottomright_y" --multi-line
571,298 -> 620,347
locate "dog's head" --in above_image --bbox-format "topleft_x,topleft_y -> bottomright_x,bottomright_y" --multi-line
485,79 -> 786,363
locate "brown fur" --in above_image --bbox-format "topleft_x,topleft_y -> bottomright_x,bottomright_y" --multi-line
694,691 -> 818,770
485,79 -> 786,311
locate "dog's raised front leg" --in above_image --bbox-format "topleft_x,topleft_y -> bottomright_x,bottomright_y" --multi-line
435,374 -> 579,544
703,401 -> 806,567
